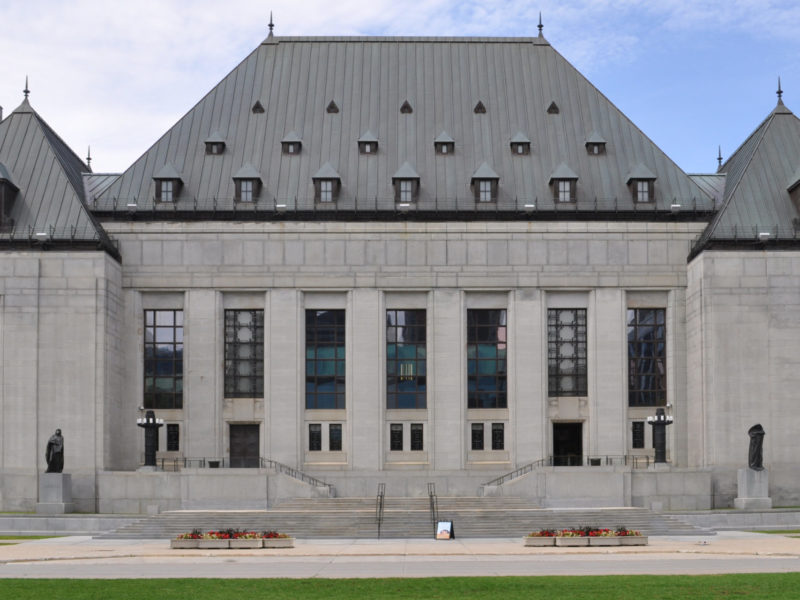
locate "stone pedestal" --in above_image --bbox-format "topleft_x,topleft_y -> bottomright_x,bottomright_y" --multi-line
734,468 -> 772,510
36,473 -> 74,514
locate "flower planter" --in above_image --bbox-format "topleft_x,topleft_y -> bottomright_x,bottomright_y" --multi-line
262,537 -> 294,548
555,537 -> 589,547
197,539 -> 230,549
524,536 -> 556,547
170,539 -> 199,549
229,539 -> 264,549
620,535 -> 648,546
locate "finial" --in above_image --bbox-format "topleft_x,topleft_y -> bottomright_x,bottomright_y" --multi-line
86,146 -> 92,168
777,76 -> 784,105
268,11 -> 274,37
23,76 -> 30,99
537,12 -> 543,36
717,145 -> 723,169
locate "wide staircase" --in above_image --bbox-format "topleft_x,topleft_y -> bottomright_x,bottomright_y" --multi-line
98,496 -> 708,539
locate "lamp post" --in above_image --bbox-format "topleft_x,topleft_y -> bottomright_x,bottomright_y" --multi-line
647,407 -> 673,464
137,410 -> 164,467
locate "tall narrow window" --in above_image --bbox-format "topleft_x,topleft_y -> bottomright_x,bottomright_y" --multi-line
467,309 -> 507,409
320,180 -> 333,203
386,309 -> 426,409
390,424 -> 403,451
306,309 -> 346,409
632,421 -> 645,449
410,424 -> 424,451
548,309 -> 587,396
158,180 -> 174,203
329,424 -> 342,451
239,180 -> 253,202
491,423 -> 504,450
224,310 -> 264,398
636,180 -> 653,203
309,424 -> 322,451
399,180 -> 412,203
479,180 -> 492,202
628,308 -> 666,406
144,310 -> 183,409
471,423 -> 484,450
166,424 -> 180,451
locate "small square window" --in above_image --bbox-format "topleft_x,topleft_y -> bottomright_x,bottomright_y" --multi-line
491,423 -> 504,450
410,423 -> 423,451
309,424 -> 322,451
390,424 -> 403,451
329,424 -> 342,451
205,142 -> 225,155
471,423 -> 484,451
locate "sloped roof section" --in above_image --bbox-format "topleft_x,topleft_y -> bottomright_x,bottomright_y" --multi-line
472,162 -> 499,181
550,162 -> 579,182
0,98 -> 117,257
392,162 -> 419,180
95,35 -> 709,213
312,162 -> 341,180
696,101 -> 800,248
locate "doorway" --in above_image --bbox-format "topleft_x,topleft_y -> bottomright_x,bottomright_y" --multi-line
230,424 -> 260,468
553,422 -> 582,466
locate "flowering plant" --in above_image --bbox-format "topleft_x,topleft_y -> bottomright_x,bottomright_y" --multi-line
526,526 -> 643,538
176,529 -> 202,540
234,531 -> 261,539
261,531 -> 290,539
202,530 -> 231,540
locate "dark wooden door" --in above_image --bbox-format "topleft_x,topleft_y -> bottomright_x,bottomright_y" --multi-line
230,424 -> 259,468
553,422 -> 582,466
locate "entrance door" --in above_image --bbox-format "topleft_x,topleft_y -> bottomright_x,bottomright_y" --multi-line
553,422 -> 582,466
230,424 -> 260,468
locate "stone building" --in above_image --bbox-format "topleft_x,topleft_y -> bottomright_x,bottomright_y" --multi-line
2,26 -> 799,513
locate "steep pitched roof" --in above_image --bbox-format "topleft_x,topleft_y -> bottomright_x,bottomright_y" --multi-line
697,100 -> 800,247
95,35 -> 709,213
0,97 -> 117,257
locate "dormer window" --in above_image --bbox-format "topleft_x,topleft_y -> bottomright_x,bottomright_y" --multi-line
787,166 -> 800,214
282,131 -> 302,155
232,164 -> 262,202
626,163 -> 657,203
633,180 -> 654,203
204,132 -> 226,155
549,163 -> 578,203
0,162 -> 19,230
153,164 -> 183,203
358,131 -> 379,155
471,162 -> 500,203
312,163 -> 342,203
392,162 -> 420,204
434,131 -> 455,155
510,132 -> 531,155
554,179 -> 575,202
585,131 -> 607,155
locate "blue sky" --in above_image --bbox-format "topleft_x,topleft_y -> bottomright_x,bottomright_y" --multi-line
1,0 -> 798,173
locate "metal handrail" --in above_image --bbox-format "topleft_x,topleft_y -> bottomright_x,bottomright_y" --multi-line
375,483 -> 386,539
427,482 -> 438,537
483,455 -> 657,486
153,456 -> 334,493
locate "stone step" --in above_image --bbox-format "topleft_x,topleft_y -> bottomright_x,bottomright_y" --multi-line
98,497 -> 708,539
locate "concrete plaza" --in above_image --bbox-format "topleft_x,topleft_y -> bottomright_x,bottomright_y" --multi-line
1,532 -> 799,578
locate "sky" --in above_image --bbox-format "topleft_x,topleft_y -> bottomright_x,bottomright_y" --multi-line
1,0 -> 799,174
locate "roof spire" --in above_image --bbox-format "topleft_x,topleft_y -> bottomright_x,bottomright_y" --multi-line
777,76 -> 784,105
86,146 -> 92,168
268,11 -> 274,38
717,145 -> 723,169
23,76 -> 30,99
537,12 -> 543,36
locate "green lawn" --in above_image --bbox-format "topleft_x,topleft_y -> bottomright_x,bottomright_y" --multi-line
753,529 -> 800,534
2,575 -> 800,599
0,535 -> 62,545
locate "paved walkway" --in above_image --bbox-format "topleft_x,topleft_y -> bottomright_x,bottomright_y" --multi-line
1,532 -> 800,578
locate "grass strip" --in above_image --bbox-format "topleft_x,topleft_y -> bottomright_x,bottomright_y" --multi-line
2,574 -> 800,599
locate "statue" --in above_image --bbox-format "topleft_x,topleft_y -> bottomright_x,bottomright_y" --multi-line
45,429 -> 64,473
747,424 -> 765,471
